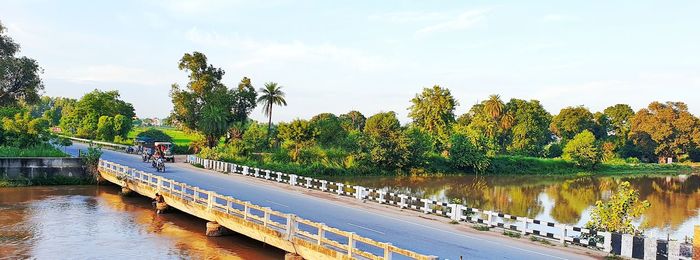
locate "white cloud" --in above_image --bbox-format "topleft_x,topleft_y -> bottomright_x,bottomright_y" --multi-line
185,27 -> 399,72
368,11 -> 445,23
542,14 -> 579,22
416,9 -> 490,36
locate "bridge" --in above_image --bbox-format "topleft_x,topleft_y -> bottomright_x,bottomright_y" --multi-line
65,141 -> 696,259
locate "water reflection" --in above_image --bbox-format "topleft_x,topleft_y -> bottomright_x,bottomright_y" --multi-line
0,186 -> 283,259
328,174 -> 700,239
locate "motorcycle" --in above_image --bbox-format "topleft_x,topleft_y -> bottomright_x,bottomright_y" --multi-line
153,158 -> 165,172
142,153 -> 150,162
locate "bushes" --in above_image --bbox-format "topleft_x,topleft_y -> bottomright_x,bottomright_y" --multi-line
0,144 -> 67,157
486,155 -> 577,174
562,130 -> 601,169
136,128 -> 173,142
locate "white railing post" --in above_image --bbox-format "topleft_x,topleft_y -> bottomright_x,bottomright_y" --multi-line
263,207 -> 271,227
305,178 -> 312,188
521,217 -> 529,235
559,225 -> 568,244
378,191 -> 386,204
347,232 -> 356,256
289,174 -> 297,186
243,201 -> 251,221
485,211 -> 493,227
354,186 -> 365,200
398,195 -> 408,209
449,204 -> 461,221
336,183 -> 344,195
383,243 -> 393,260
265,170 -> 270,180
422,199 -> 431,214
603,232 -> 612,253
226,199 -> 231,214
320,180 -> 328,191
285,214 -> 297,240
317,223 -> 325,245
242,166 -> 249,176
156,176 -> 163,192
276,172 -> 282,182
207,191 -> 214,211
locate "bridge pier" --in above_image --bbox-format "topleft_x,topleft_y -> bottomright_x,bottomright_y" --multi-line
205,221 -> 229,237
284,253 -> 303,260
120,186 -> 133,196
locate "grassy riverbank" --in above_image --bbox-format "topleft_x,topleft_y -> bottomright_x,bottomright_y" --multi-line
0,176 -> 94,187
0,144 -> 68,157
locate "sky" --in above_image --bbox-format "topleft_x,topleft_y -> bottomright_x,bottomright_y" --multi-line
1,0 -> 699,123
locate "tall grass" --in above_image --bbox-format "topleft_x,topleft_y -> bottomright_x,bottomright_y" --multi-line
0,144 -> 68,157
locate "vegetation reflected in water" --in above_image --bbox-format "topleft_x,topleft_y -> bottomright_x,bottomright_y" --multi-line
0,186 -> 283,259
328,174 -> 700,239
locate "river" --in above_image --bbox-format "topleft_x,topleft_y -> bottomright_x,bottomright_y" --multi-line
0,185 -> 283,259
327,173 -> 700,240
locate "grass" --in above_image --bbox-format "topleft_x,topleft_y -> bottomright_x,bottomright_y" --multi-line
529,236 -> 554,245
472,225 -> 490,231
502,230 -> 522,238
0,144 -> 68,157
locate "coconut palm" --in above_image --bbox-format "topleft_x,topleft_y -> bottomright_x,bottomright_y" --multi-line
484,94 -> 504,119
257,82 -> 287,137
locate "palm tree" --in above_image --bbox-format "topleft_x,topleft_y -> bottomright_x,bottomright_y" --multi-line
484,94 -> 504,119
257,82 -> 287,137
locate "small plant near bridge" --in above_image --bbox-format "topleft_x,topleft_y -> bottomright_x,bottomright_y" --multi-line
584,181 -> 650,235
502,230 -> 521,238
472,225 -> 490,231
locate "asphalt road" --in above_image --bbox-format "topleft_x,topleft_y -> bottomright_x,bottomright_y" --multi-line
66,143 -> 594,260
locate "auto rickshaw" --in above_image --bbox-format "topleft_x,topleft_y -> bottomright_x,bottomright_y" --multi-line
154,142 -> 175,162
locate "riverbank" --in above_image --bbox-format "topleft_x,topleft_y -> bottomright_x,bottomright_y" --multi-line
207,154 -> 693,177
0,144 -> 68,157
0,176 -> 93,187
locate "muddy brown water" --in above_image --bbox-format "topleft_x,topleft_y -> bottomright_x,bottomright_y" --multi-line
0,185 -> 284,259
327,173 -> 700,240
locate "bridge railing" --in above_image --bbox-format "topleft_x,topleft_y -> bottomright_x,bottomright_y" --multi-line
99,159 -> 437,260
186,155 -> 695,260
63,136 -> 130,151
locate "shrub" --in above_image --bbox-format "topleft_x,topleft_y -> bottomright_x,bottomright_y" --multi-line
585,181 -> 650,235
562,130 -> 601,169
449,134 -> 491,172
136,128 -> 172,142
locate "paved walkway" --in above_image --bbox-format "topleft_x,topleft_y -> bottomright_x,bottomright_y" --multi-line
66,143 -> 599,260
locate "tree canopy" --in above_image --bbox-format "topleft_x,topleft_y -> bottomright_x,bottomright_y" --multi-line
408,85 -> 457,151
0,21 -> 43,106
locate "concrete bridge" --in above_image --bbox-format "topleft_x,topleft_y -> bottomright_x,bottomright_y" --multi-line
65,140 -> 697,259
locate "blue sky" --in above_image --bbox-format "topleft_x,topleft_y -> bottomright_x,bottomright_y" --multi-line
2,0 -> 699,122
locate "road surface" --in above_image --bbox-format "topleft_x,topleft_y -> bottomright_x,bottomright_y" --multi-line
66,143 -> 598,260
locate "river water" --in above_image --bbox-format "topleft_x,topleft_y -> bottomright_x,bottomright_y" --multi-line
0,186 -> 283,259
328,173 -> 700,240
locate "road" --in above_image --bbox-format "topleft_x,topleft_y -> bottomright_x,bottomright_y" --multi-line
66,143 -> 597,260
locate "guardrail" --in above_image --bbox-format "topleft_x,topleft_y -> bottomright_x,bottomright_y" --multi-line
188,155 -> 695,260
99,159 -> 437,260
63,136 -> 130,150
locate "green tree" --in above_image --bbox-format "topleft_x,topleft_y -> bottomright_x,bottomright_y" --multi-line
113,114 -> 132,139
242,121 -> 269,153
310,113 -> 346,147
277,119 -> 317,162
562,130 -> 600,169
360,112 -> 411,170
170,51 -> 233,147
339,110 -> 366,132
60,89 -> 134,138
232,77 -> 258,123
257,82 -> 287,137
603,104 -> 635,148
629,101 -> 700,162
408,85 -> 458,151
585,182 -> 650,235
1,112 -> 50,147
0,21 -> 44,106
550,106 -> 595,141
96,116 -> 115,141
404,127 -> 434,167
449,133 -> 491,172
504,99 -> 552,156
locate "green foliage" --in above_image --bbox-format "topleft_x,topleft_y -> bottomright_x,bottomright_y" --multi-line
585,181 -> 650,235
339,110 -> 366,132
241,122 -> 269,153
96,115 -> 115,141
502,230 -> 522,238
405,127 -> 434,167
630,101 -> 700,161
449,133 -> 491,172
472,225 -> 490,231
563,130 -> 601,169
135,128 -> 173,142
408,85 -> 457,151
505,99 -> 552,156
257,82 -> 287,136
0,21 -> 44,106
113,114 -> 131,138
277,119 -> 317,162
550,106 -> 595,141
603,104 -> 634,145
80,145 -> 103,180
1,112 -> 51,147
0,144 -> 66,157
360,112 -> 411,171
232,77 -> 258,123
310,113 -> 347,147
60,89 -> 134,139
